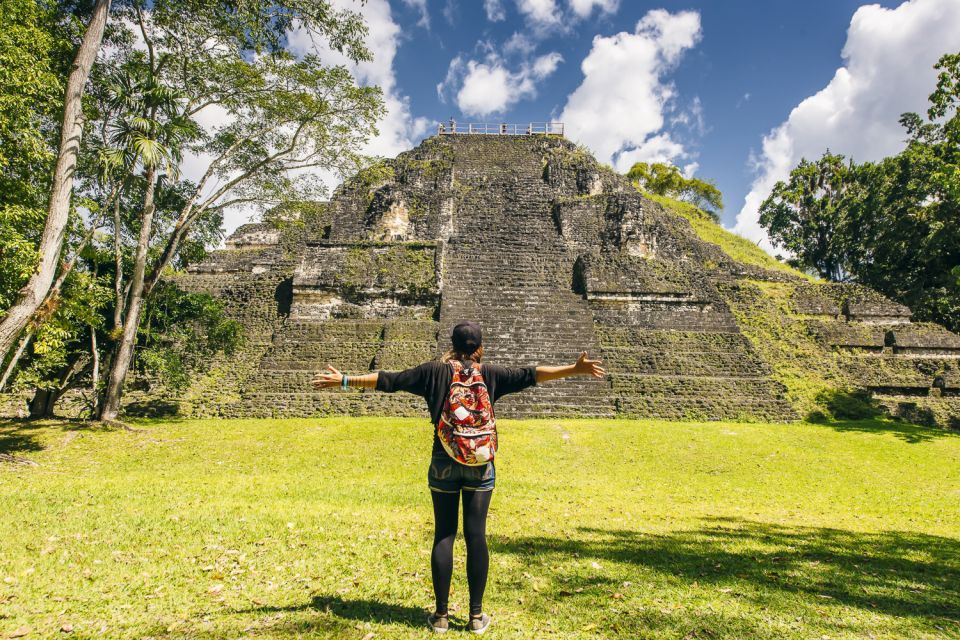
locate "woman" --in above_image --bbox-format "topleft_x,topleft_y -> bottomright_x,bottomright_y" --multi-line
311,320 -> 605,634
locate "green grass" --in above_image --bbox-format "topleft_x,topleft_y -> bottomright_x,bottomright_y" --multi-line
646,193 -> 816,281
2,417 -> 959,639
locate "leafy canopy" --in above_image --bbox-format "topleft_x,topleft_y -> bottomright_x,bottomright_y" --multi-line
758,51 -> 960,331
626,161 -> 724,219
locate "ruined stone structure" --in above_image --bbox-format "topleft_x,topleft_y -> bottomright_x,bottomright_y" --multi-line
167,134 -> 960,426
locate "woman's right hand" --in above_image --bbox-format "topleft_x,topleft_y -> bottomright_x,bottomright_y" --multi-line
312,365 -> 344,389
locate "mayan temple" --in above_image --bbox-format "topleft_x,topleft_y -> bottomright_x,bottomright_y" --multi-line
167,131 -> 960,426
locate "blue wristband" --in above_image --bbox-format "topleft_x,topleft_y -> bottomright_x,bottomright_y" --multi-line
341,375 -> 349,389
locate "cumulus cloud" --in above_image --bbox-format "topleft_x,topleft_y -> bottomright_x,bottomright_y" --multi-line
514,0 -> 619,32
210,0 -> 431,237
286,0 -> 429,159
733,0 -> 960,249
484,0 -> 506,21
559,9 -> 702,171
438,51 -> 564,118
569,0 -> 619,19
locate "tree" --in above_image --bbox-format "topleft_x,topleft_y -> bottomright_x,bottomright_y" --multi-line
757,152 -> 856,281
626,161 -> 724,219
627,162 -> 684,196
94,0 -> 383,420
758,52 -> 960,331
681,177 -> 724,214
0,0 -> 112,361
0,0 -> 72,325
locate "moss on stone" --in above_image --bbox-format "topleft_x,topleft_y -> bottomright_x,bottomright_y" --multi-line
334,244 -> 436,302
647,193 -> 815,280
718,280 -> 844,418
263,201 -> 329,252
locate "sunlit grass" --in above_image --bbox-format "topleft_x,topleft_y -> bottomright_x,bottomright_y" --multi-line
646,192 -> 817,281
2,417 -> 959,639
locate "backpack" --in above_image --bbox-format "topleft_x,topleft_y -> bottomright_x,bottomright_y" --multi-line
437,360 -> 497,466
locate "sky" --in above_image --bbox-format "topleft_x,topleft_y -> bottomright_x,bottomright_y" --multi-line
221,0 -> 960,252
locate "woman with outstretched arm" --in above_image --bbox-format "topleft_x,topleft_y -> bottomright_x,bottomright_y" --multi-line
311,320 -> 605,635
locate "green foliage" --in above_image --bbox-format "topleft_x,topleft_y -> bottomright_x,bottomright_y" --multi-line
0,0 -> 385,414
12,271 -> 112,392
353,160 -> 396,198
626,162 -> 724,218
0,0 -> 76,321
136,282 -> 243,393
0,205 -> 45,315
758,153 -> 855,281
759,52 -> 960,331
0,0 -> 71,209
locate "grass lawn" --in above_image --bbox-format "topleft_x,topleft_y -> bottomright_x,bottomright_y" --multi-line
2,417 -> 959,639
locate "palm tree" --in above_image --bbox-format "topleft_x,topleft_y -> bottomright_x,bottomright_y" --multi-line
98,56 -> 200,420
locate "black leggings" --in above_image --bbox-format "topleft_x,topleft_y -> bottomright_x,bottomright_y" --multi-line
430,489 -> 492,617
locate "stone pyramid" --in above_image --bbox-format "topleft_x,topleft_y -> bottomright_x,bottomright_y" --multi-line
169,133 -> 960,426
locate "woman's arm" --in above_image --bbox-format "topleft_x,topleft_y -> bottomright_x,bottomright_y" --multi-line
311,365 -> 378,390
536,351 -> 605,383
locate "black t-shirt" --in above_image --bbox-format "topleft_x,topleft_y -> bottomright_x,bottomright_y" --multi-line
375,360 -> 538,454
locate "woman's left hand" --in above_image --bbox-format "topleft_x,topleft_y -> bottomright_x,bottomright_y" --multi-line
312,365 -> 344,389
574,351 -> 605,378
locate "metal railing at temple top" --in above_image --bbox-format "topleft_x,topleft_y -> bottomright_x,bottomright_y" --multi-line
436,121 -> 564,136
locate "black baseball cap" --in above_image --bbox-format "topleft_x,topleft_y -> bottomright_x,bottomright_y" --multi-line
451,320 -> 482,352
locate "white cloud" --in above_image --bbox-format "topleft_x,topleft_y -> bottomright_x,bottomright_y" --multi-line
734,0 -> 960,249
442,0 -> 457,25
515,0 -> 619,33
287,0 -> 429,157
439,51 -> 564,118
401,0 -> 429,28
682,162 -> 699,179
484,0 -> 506,21
569,0 -> 619,19
559,9 -> 702,171
615,134 -> 687,169
209,0 -> 431,238
503,32 -> 536,56
516,0 -> 562,30
671,96 -> 705,135
532,51 -> 563,78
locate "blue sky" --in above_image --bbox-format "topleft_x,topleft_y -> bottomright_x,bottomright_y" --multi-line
249,0 -> 959,248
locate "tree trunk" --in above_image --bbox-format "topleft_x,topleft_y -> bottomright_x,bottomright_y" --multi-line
99,167 -> 157,420
29,356 -> 86,419
29,389 -> 56,419
90,330 -> 100,415
0,330 -> 32,392
113,195 -> 124,331
0,0 -> 112,360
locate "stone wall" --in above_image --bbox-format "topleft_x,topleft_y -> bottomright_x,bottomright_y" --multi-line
109,134 -> 958,427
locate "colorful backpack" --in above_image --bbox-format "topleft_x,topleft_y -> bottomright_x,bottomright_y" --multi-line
437,360 -> 497,466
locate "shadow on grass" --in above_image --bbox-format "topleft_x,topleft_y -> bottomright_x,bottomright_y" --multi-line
236,594 -> 428,628
0,418 -> 177,457
807,389 -> 959,443
811,416 -> 959,444
491,518 -> 960,625
0,419 -> 74,456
